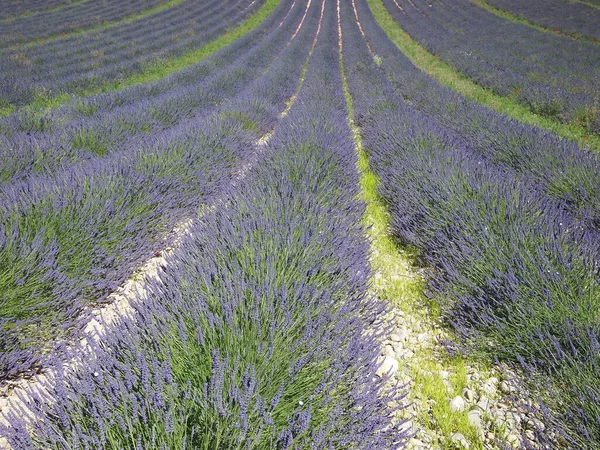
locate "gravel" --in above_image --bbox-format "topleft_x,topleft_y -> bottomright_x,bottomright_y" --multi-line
376,297 -> 564,449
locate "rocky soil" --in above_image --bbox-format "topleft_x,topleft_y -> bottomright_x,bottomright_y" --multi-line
376,293 -> 564,450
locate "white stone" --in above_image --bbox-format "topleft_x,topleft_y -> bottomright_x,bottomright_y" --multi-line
450,432 -> 470,449
462,388 -> 476,402
449,396 -> 466,412
467,409 -> 483,429
400,349 -> 414,359
383,345 -> 395,358
398,420 -> 413,434
525,430 -> 536,441
506,433 -> 520,448
395,328 -> 410,341
482,381 -> 497,396
389,333 -> 402,342
476,398 -> 490,412
500,381 -> 515,394
376,356 -> 399,377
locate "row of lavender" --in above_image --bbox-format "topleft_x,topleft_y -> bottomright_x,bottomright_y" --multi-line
486,0 -> 600,41
0,0 -> 315,380
382,0 -> 600,132
0,0 -> 169,48
354,3 -> 600,238
0,0 -> 79,20
0,0 -> 306,185
342,0 -> 599,446
0,0 -> 264,108
1,1 -> 406,447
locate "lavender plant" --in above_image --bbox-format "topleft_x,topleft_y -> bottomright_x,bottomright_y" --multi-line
381,0 -> 600,131
0,0 -> 79,20
341,0 -> 600,445
0,0 -> 308,185
353,0 -> 600,238
0,0 -> 169,48
2,3 -> 407,446
0,0 -> 317,379
486,0 -> 600,41
0,0 -> 266,108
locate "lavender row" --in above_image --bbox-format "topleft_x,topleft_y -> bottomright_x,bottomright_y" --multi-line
0,0 -> 169,48
0,0 -> 79,20
0,0 -> 313,380
382,0 -> 600,131
0,0 -> 297,133
486,0 -> 600,41
0,0 -> 263,108
0,0 -> 307,186
1,1 -> 406,446
350,0 -> 600,236
342,1 -> 599,445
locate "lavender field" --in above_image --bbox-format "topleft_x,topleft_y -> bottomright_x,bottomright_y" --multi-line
0,0 -> 599,448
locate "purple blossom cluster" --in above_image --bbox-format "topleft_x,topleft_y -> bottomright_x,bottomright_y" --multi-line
382,0 -> 600,131
0,0 -> 319,379
342,0 -> 599,446
0,0 -> 168,47
1,2 -> 408,446
486,0 -> 600,41
0,0 -> 266,108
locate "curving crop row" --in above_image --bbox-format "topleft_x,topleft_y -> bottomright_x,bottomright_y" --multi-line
342,0 -> 600,446
0,0 -> 316,381
1,0 -> 407,447
485,0 -> 600,41
0,0 -> 266,108
349,1 -> 600,238
0,0 -> 171,48
0,0 -> 307,186
381,0 -> 600,131
0,0 -> 82,20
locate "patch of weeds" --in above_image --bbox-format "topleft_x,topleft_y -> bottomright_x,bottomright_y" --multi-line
71,129 -> 110,156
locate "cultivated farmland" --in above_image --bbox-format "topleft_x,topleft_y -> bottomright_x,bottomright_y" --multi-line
0,0 -> 598,449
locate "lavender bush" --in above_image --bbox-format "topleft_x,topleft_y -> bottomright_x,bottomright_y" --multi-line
0,0 -> 309,184
0,0 -> 79,20
351,0 -> 600,237
382,0 -> 600,131
0,0 -> 266,108
342,0 -> 599,445
0,0 -> 317,380
0,0 -> 169,47
486,0 -> 600,41
1,3 -> 407,446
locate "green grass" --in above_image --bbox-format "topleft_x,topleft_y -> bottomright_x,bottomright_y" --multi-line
366,0 -> 600,152
471,0 -> 600,44
567,0 -> 600,10
339,39 -> 486,450
0,0 -> 281,117
11,0 -> 184,49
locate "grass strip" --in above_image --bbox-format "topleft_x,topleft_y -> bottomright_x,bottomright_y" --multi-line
338,26 -> 485,449
12,0 -> 184,49
0,0 -> 281,117
367,0 -> 600,152
471,0 -> 599,44
568,0 -> 600,10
